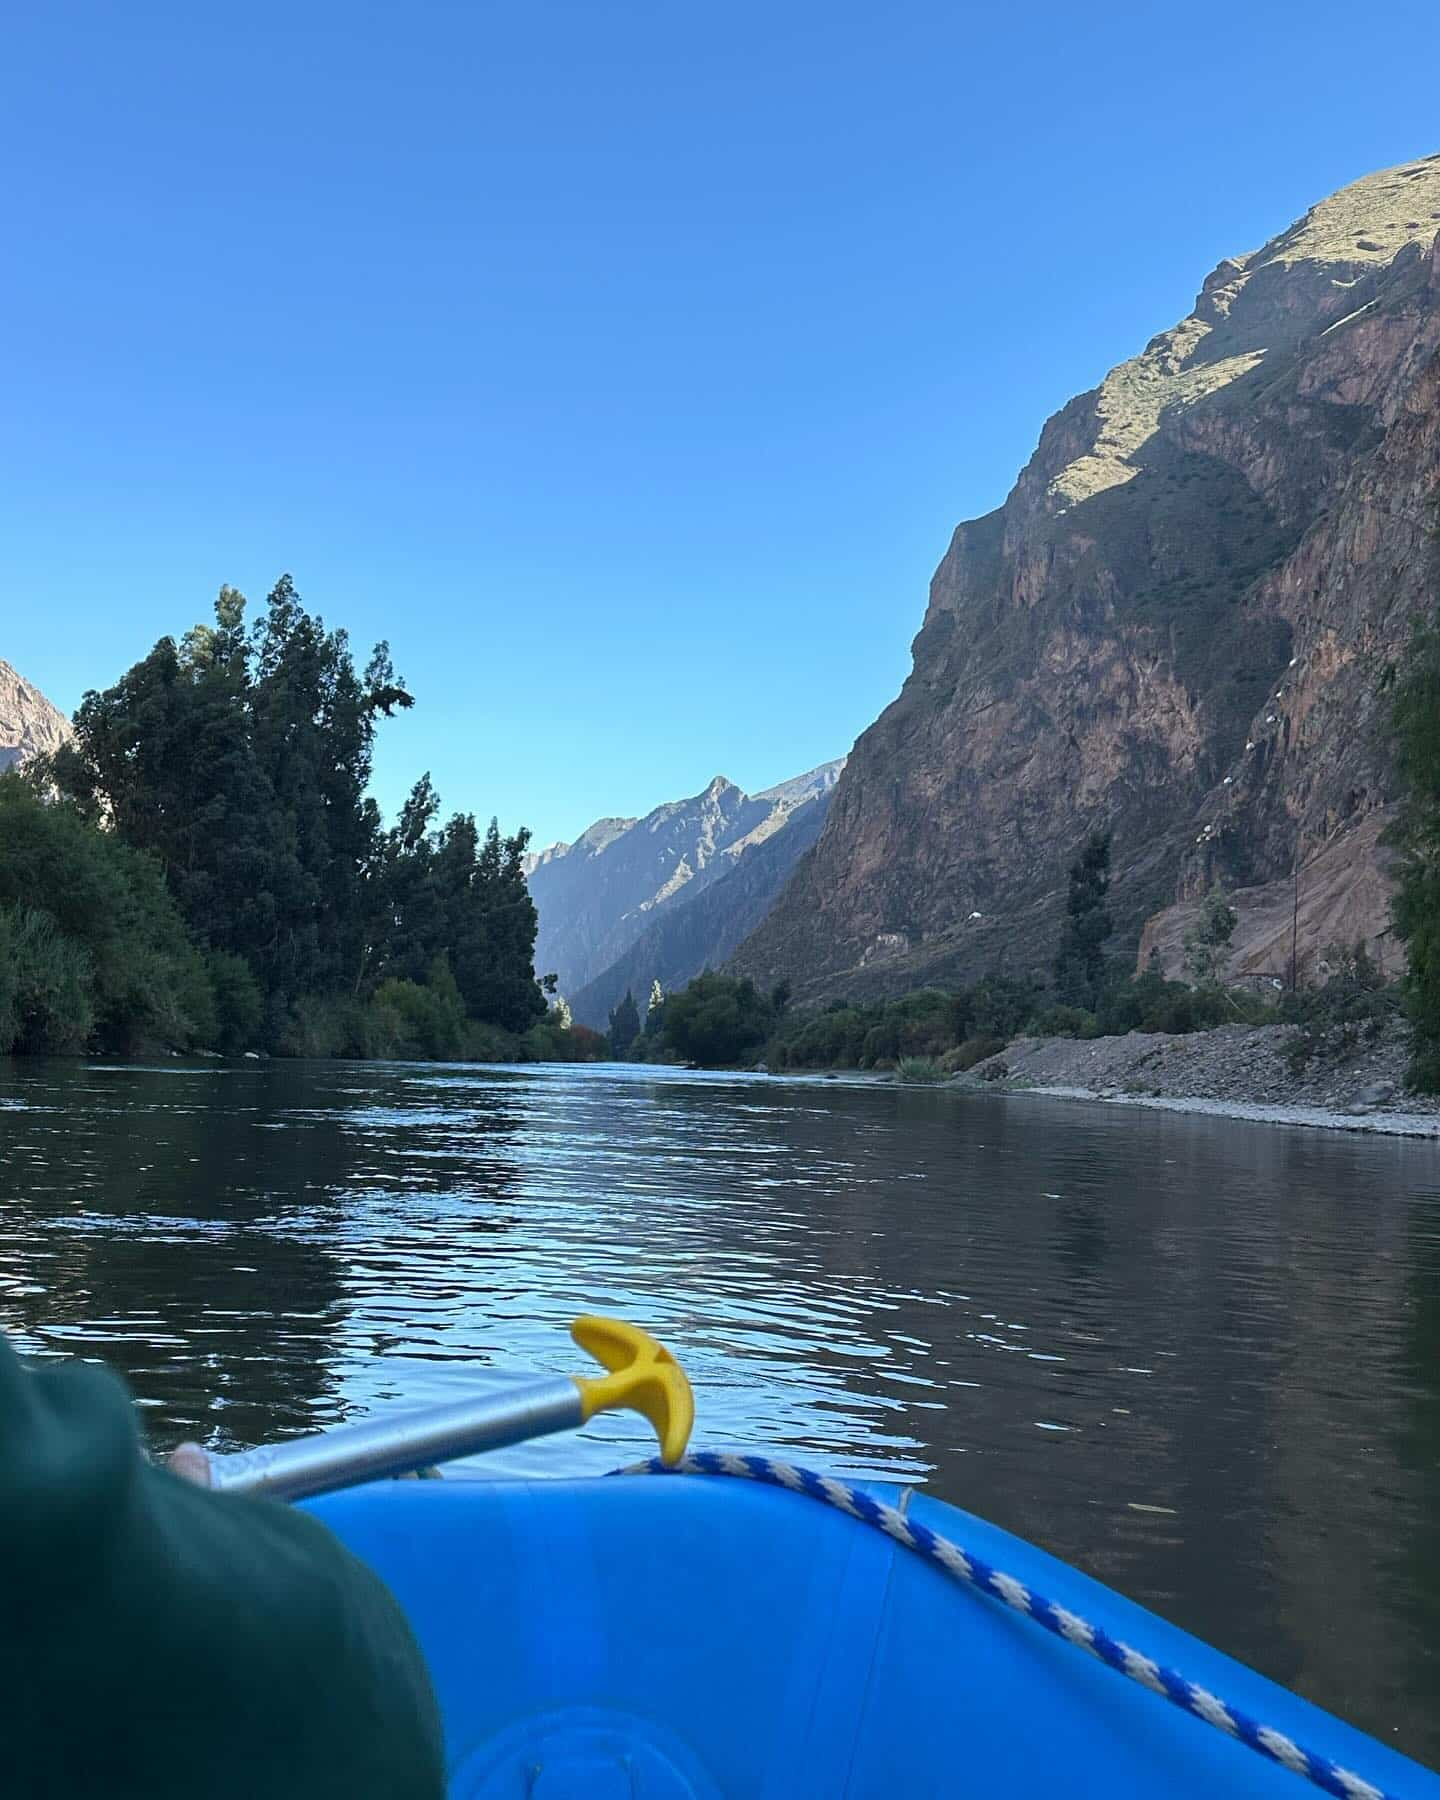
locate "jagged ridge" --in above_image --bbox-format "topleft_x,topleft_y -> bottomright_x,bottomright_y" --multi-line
0,660 -> 72,772
525,761 -> 844,1000
733,155 -> 1440,1001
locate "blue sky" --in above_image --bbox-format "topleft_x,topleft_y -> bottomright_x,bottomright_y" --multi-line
2,2 -> 1437,848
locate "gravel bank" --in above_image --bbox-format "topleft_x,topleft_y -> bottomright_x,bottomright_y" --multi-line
964,1022 -> 1440,1138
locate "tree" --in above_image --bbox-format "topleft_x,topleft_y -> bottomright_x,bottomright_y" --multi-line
1054,831 -> 1113,1010
1388,604 -> 1440,1088
0,775 -> 216,1054
1183,885 -> 1237,988
608,989 -> 641,1058
661,973 -> 774,1067
41,577 -> 550,1057
46,578 -> 415,1037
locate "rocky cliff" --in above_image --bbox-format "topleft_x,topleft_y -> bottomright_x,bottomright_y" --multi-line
569,780 -> 835,1028
734,155 -> 1440,1002
0,661 -> 72,773
525,760 -> 843,1002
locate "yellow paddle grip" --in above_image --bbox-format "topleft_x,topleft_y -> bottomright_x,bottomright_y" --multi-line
570,1316 -> 694,1466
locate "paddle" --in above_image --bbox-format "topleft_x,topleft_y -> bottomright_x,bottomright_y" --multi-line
206,1316 -> 694,1502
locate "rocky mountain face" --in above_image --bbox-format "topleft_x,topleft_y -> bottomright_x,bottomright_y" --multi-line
525,761 -> 844,1007
734,155 -> 1440,1002
0,661 -> 72,773
569,779 -> 836,1028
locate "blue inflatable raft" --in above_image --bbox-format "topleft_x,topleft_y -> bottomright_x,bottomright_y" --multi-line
308,1463 -> 1437,1799
213,1318 -> 1433,1798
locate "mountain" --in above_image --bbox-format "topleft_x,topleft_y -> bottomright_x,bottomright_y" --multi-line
734,154 -> 1440,1001
569,777 -> 837,1029
0,661 -> 72,773
525,761 -> 844,1005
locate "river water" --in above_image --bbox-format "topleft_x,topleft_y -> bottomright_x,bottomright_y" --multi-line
0,1057 -> 1436,1764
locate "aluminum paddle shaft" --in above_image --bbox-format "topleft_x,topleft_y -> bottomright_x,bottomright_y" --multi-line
205,1315 -> 695,1502
210,1376 -> 584,1501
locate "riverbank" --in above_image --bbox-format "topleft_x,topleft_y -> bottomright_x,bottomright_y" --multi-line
956,1021 -> 1440,1137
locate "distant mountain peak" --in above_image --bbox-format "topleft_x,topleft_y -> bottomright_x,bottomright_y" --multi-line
525,757 -> 844,1000
0,660 -> 72,772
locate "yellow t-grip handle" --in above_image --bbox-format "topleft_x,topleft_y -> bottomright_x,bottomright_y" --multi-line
570,1316 -> 694,1466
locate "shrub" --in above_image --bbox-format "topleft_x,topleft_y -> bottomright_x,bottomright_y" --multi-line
1030,1004 -> 1099,1038
281,994 -> 373,1058
0,777 -> 214,1054
1281,942 -> 1402,1074
894,1055 -> 944,1083
206,951 -> 264,1051
951,1034 -> 1007,1071
661,973 -> 776,1067
0,907 -> 94,1054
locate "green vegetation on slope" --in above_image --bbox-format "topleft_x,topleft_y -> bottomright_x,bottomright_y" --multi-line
6,579 -> 595,1064
0,776 -> 217,1054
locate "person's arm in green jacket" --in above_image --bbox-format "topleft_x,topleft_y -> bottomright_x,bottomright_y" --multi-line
0,1330 -> 446,1799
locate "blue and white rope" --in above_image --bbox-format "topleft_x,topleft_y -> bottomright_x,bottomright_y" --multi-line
622,1450 -> 1393,1800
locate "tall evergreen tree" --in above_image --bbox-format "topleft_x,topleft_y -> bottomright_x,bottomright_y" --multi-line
608,989 -> 641,1058
44,577 -> 548,1054
1053,831 -> 1113,1011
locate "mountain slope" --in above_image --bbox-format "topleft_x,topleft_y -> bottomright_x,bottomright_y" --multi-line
734,154 -> 1440,1001
0,661 -> 72,772
526,761 -> 843,999
569,780 -> 836,1028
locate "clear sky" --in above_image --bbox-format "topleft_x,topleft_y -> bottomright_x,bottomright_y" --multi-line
2,2 -> 1437,848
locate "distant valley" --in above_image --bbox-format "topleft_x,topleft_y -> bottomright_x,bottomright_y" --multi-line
524,762 -> 843,1028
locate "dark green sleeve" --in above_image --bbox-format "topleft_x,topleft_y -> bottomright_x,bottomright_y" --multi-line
0,1332 -> 446,1799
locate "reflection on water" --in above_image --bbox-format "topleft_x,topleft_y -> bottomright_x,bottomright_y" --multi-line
1,1057 -> 1437,1762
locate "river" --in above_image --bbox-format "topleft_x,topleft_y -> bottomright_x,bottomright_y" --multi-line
0,1057 -> 1436,1764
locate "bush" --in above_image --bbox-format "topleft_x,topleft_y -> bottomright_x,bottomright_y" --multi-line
0,778 -> 214,1055
207,951 -> 264,1050
772,1005 -> 870,1069
1030,1004 -> 1099,1038
969,975 -> 1041,1040
1281,943 -> 1402,1074
951,1034 -> 1007,1071
461,1019 -> 516,1062
661,973 -> 776,1067
1092,969 -> 1264,1037
281,994 -> 374,1058
0,907 -> 94,1053
894,1055 -> 944,1083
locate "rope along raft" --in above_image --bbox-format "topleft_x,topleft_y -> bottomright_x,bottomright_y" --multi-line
621,1451 -> 1393,1800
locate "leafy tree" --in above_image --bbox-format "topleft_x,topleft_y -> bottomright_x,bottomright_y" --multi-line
1054,831 -> 1113,1009
608,989 -> 641,1058
1183,885 -> 1238,987
661,973 -> 774,1067
43,578 -> 550,1057
47,578 -> 414,1035
0,775 -> 215,1054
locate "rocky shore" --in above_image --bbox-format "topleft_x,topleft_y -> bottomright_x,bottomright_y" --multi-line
962,1022 -> 1440,1138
